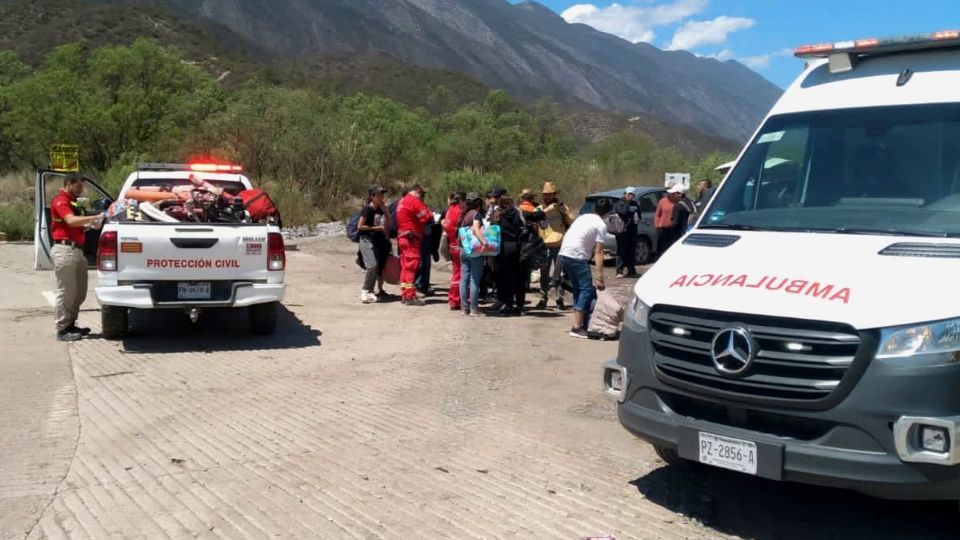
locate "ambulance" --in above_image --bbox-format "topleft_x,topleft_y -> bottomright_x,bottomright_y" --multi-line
604,31 -> 960,502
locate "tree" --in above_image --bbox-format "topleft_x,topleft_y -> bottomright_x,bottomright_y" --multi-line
0,39 -> 224,170
484,89 -> 510,120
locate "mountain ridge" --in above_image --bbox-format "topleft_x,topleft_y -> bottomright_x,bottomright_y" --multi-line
89,0 -> 781,141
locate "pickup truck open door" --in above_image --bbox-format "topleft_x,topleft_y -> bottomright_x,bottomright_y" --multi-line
34,170 -> 113,270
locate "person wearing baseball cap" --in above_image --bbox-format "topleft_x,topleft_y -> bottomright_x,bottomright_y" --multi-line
655,182 -> 688,255
613,186 -> 641,278
535,181 -> 573,310
357,185 -> 392,303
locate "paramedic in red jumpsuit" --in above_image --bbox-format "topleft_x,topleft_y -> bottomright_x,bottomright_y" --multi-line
442,192 -> 465,310
395,185 -> 432,306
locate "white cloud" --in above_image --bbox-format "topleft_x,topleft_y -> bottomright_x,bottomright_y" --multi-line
667,15 -> 754,50
703,48 -> 734,61
738,48 -> 793,70
561,0 -> 708,44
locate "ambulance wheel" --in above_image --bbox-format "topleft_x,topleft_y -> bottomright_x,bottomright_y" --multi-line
249,302 -> 278,335
653,445 -> 686,467
101,306 -> 128,340
636,237 -> 653,265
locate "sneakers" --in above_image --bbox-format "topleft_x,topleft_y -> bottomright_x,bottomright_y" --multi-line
66,324 -> 91,336
57,329 -> 83,342
568,327 -> 589,339
469,309 -> 481,318
360,290 -> 378,303
616,272 -> 625,279
402,297 -> 426,306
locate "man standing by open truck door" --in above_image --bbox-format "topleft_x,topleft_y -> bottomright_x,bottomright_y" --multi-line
395,184 -> 432,306
50,173 -> 104,341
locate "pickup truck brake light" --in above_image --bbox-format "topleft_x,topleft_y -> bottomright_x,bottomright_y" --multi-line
98,231 -> 118,271
268,232 -> 285,271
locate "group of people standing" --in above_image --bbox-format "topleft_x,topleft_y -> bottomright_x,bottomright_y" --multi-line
441,183 -> 575,317
354,177 -> 718,338
355,181 -> 613,338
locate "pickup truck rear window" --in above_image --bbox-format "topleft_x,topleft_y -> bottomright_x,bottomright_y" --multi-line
130,178 -> 246,195
702,103 -> 960,238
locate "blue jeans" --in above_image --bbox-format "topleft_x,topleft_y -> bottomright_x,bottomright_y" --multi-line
560,255 -> 595,313
460,254 -> 485,311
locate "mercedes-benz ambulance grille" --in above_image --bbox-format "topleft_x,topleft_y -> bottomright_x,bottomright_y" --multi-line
649,306 -> 862,404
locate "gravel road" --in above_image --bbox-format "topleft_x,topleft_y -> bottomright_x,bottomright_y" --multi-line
1,239 -> 958,539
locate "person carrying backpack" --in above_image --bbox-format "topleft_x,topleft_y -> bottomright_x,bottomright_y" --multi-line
357,185 -> 393,303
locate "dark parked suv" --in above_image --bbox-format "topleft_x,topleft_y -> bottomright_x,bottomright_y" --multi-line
579,187 -> 665,264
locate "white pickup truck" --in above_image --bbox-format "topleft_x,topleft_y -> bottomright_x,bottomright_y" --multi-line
34,163 -> 286,339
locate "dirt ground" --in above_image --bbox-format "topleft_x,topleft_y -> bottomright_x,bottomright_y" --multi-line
1,237 -> 959,539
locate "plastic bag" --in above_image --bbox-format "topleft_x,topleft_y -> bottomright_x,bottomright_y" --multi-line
587,289 -> 624,340
439,232 -> 451,261
459,224 -> 500,258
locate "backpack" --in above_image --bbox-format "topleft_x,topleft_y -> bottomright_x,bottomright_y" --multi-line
386,200 -> 399,239
346,210 -> 363,243
606,213 -> 625,235
518,211 -> 547,266
238,189 -> 281,226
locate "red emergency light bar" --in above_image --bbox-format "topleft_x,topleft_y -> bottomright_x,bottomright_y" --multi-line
189,163 -> 242,172
137,162 -> 243,172
795,29 -> 960,59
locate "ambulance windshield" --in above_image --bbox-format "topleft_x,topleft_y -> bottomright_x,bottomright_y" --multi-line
702,103 -> 960,237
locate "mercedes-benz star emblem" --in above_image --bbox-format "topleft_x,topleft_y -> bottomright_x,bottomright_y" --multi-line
711,327 -> 756,377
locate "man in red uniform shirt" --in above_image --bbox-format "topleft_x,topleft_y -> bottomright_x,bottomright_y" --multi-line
395,184 -> 432,306
50,173 -> 104,341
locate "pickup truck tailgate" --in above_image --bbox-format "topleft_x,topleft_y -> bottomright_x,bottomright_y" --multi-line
116,224 -> 272,281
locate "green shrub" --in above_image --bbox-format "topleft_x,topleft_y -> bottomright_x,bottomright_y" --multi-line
0,202 -> 32,240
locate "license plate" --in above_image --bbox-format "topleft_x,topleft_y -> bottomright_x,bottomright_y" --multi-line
177,282 -> 211,300
698,432 -> 757,475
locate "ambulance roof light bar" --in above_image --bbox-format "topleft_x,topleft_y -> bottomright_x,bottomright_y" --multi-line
795,30 -> 960,74
137,162 -> 243,172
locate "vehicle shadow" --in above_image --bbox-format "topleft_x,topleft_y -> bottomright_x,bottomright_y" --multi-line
631,464 -> 960,538
120,304 -> 322,354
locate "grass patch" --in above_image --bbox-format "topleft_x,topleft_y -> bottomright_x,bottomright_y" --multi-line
0,202 -> 33,240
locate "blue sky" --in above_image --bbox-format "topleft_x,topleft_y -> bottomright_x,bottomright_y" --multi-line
510,0 -> 958,87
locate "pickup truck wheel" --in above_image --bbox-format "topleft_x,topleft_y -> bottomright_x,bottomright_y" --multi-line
249,302 -> 278,335
636,237 -> 653,265
101,306 -> 128,340
653,445 -> 687,467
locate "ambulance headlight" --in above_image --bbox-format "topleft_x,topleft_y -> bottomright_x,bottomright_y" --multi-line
628,295 -> 650,330
878,318 -> 960,359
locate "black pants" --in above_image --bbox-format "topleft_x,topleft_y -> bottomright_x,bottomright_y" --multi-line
657,227 -> 680,255
495,241 -> 524,308
615,232 -> 637,274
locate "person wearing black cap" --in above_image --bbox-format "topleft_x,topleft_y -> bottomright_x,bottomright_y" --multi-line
357,185 -> 391,303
